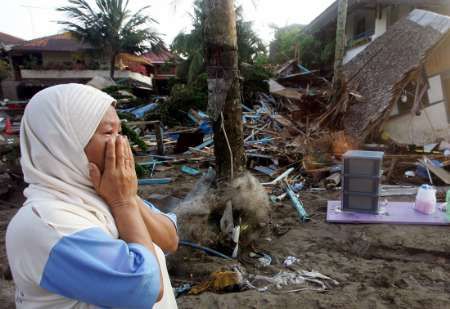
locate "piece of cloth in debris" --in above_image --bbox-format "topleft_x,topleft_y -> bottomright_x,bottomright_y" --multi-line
6,84 -> 177,309
207,69 -> 234,121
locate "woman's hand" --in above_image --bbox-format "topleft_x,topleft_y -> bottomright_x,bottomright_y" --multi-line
89,135 -> 138,209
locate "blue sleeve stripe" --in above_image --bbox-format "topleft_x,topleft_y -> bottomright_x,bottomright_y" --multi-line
40,227 -> 161,309
143,199 -> 177,230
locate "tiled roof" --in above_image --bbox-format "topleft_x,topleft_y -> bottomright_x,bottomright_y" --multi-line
0,32 -> 25,45
12,32 -> 92,52
142,48 -> 175,63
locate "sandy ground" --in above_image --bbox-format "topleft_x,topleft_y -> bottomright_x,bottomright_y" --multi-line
1,168 -> 449,309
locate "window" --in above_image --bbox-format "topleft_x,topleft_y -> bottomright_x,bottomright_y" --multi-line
355,17 -> 366,36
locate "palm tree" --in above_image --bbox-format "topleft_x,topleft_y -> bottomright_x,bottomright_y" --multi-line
171,0 -> 251,180
171,1 -> 265,84
333,0 -> 348,89
58,0 -> 163,78
204,0 -> 246,181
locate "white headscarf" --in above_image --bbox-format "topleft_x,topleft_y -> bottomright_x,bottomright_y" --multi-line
20,83 -> 118,237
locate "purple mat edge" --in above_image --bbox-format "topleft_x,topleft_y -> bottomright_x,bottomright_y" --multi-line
327,200 -> 450,226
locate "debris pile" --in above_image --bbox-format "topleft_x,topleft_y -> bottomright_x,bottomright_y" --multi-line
0,99 -> 24,202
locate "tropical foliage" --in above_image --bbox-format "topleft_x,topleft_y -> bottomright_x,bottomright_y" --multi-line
171,0 -> 266,84
269,24 -> 335,69
58,0 -> 163,78
0,59 -> 10,81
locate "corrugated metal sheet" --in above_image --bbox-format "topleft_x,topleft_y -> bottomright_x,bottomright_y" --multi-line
409,9 -> 450,33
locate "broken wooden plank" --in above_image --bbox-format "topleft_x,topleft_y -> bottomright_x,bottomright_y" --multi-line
386,158 -> 398,183
123,120 -> 161,127
193,138 -> 214,150
325,173 -> 341,190
420,157 -> 450,185
380,185 -> 418,196
138,178 -> 173,185
154,123 -> 165,155
253,166 -> 276,177
181,165 -> 201,176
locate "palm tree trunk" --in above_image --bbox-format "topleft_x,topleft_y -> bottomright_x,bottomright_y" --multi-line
110,52 -> 117,79
333,0 -> 348,89
204,0 -> 245,182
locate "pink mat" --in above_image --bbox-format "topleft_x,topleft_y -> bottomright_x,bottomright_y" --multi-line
327,201 -> 449,225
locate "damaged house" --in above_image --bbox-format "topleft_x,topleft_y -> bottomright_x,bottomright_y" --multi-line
306,1 -> 450,145
305,0 -> 450,64
341,9 -> 450,145
142,48 -> 177,95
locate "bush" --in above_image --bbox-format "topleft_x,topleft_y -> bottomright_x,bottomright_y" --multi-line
241,62 -> 273,103
121,122 -> 148,152
157,73 -> 208,126
0,59 -> 10,80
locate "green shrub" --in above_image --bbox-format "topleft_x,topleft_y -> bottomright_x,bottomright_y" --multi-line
121,122 -> 148,152
157,73 -> 208,126
241,62 -> 273,103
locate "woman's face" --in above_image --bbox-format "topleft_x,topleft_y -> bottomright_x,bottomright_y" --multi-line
84,105 -> 121,172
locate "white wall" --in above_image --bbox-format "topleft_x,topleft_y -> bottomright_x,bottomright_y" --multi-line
20,69 -> 153,87
428,75 -> 444,104
373,7 -> 388,39
384,102 -> 449,145
384,74 -> 448,145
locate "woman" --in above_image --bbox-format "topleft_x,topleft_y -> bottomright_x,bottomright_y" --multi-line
6,83 -> 179,308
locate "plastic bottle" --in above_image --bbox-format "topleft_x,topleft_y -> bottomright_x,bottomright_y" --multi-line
414,184 -> 436,214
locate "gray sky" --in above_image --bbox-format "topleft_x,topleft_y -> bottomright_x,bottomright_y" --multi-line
0,0 -> 335,45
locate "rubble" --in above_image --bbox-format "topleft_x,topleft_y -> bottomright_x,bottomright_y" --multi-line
1,45 -> 450,305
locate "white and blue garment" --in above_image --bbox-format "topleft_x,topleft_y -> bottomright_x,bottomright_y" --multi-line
6,84 -> 178,308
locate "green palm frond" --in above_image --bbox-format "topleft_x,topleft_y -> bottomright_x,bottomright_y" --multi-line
58,0 -> 163,56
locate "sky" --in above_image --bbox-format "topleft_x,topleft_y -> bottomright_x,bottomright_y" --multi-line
0,0 -> 335,45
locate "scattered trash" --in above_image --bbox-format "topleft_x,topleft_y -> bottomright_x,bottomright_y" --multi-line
179,240 -> 232,260
423,143 -> 438,153
253,166 -> 276,177
380,185 -> 417,196
446,190 -> 450,220
249,252 -> 272,267
404,170 -> 416,178
138,178 -> 173,185
181,165 -> 201,176
262,168 -> 295,186
174,283 -> 192,298
247,269 -> 338,292
325,173 -> 341,190
125,103 -> 159,119
189,271 -> 243,295
420,157 -> 450,185
283,256 -> 299,267
285,183 -> 310,223
291,182 -> 304,192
